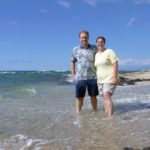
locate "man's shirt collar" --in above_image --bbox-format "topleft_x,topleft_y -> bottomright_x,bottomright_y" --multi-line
80,44 -> 91,49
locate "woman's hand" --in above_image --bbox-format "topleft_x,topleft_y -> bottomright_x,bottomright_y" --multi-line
112,77 -> 118,85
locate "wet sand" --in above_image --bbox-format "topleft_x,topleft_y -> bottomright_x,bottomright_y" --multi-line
38,83 -> 150,150
39,110 -> 150,150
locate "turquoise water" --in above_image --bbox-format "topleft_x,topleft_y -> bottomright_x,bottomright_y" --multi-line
0,71 -> 150,150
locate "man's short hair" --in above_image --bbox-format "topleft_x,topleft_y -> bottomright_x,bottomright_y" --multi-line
79,31 -> 89,37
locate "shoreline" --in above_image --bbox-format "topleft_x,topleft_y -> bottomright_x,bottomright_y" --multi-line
119,70 -> 150,85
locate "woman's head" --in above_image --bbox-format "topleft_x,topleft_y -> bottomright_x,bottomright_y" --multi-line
96,36 -> 106,50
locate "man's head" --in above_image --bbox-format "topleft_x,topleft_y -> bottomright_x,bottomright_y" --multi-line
79,31 -> 89,48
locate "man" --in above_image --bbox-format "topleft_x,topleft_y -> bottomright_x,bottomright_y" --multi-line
71,31 -> 98,113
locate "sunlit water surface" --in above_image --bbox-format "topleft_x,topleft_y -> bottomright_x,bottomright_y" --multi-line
0,82 -> 150,150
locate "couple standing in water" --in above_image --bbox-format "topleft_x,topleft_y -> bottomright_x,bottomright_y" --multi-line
71,31 -> 119,117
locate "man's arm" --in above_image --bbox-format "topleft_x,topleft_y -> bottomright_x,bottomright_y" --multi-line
70,62 -> 76,81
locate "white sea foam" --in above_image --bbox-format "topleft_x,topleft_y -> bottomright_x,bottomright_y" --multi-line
73,116 -> 82,128
0,71 -> 16,74
25,87 -> 36,94
0,134 -> 48,150
66,74 -> 73,83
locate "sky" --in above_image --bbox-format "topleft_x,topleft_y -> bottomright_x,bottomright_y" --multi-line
0,0 -> 150,71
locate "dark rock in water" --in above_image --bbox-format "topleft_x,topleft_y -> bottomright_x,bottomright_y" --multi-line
123,147 -> 150,150
123,147 -> 134,150
118,71 -> 150,86
123,148 -> 142,150
118,76 -> 135,85
122,116 -> 133,121
143,147 -> 150,150
118,76 -> 149,86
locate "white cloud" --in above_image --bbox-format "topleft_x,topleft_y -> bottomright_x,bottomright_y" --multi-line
8,21 -> 18,25
101,0 -> 120,2
127,17 -> 136,27
119,58 -> 150,66
84,0 -> 126,6
84,0 -> 150,6
134,0 -> 150,4
57,0 -> 71,8
84,0 -> 98,6
40,9 -> 48,14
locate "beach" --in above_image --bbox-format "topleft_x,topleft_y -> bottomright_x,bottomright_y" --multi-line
120,70 -> 150,80
119,70 -> 150,85
0,71 -> 150,150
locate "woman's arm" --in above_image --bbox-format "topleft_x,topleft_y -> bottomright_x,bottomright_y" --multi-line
112,61 -> 118,85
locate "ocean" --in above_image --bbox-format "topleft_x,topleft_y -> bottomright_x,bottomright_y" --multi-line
0,71 -> 149,150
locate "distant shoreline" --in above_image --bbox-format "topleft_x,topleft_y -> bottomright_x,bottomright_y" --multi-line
0,69 -> 149,73
119,70 -> 150,85
0,70 -> 149,86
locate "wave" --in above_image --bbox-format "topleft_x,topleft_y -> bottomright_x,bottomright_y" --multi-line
25,88 -> 37,95
0,71 -> 72,87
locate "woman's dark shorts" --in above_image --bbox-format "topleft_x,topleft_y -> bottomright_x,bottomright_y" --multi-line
75,79 -> 98,98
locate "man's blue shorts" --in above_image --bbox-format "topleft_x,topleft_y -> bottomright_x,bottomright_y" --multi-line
75,79 -> 98,98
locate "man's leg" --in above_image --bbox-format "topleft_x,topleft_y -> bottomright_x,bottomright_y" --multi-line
75,80 -> 86,114
90,96 -> 97,111
87,79 -> 98,111
76,97 -> 84,114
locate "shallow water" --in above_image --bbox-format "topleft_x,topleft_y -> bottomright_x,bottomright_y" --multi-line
0,82 -> 150,150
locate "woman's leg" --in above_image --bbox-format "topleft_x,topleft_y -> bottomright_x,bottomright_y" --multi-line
103,92 -> 113,117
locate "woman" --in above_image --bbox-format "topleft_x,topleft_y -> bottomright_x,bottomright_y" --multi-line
94,36 -> 119,117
